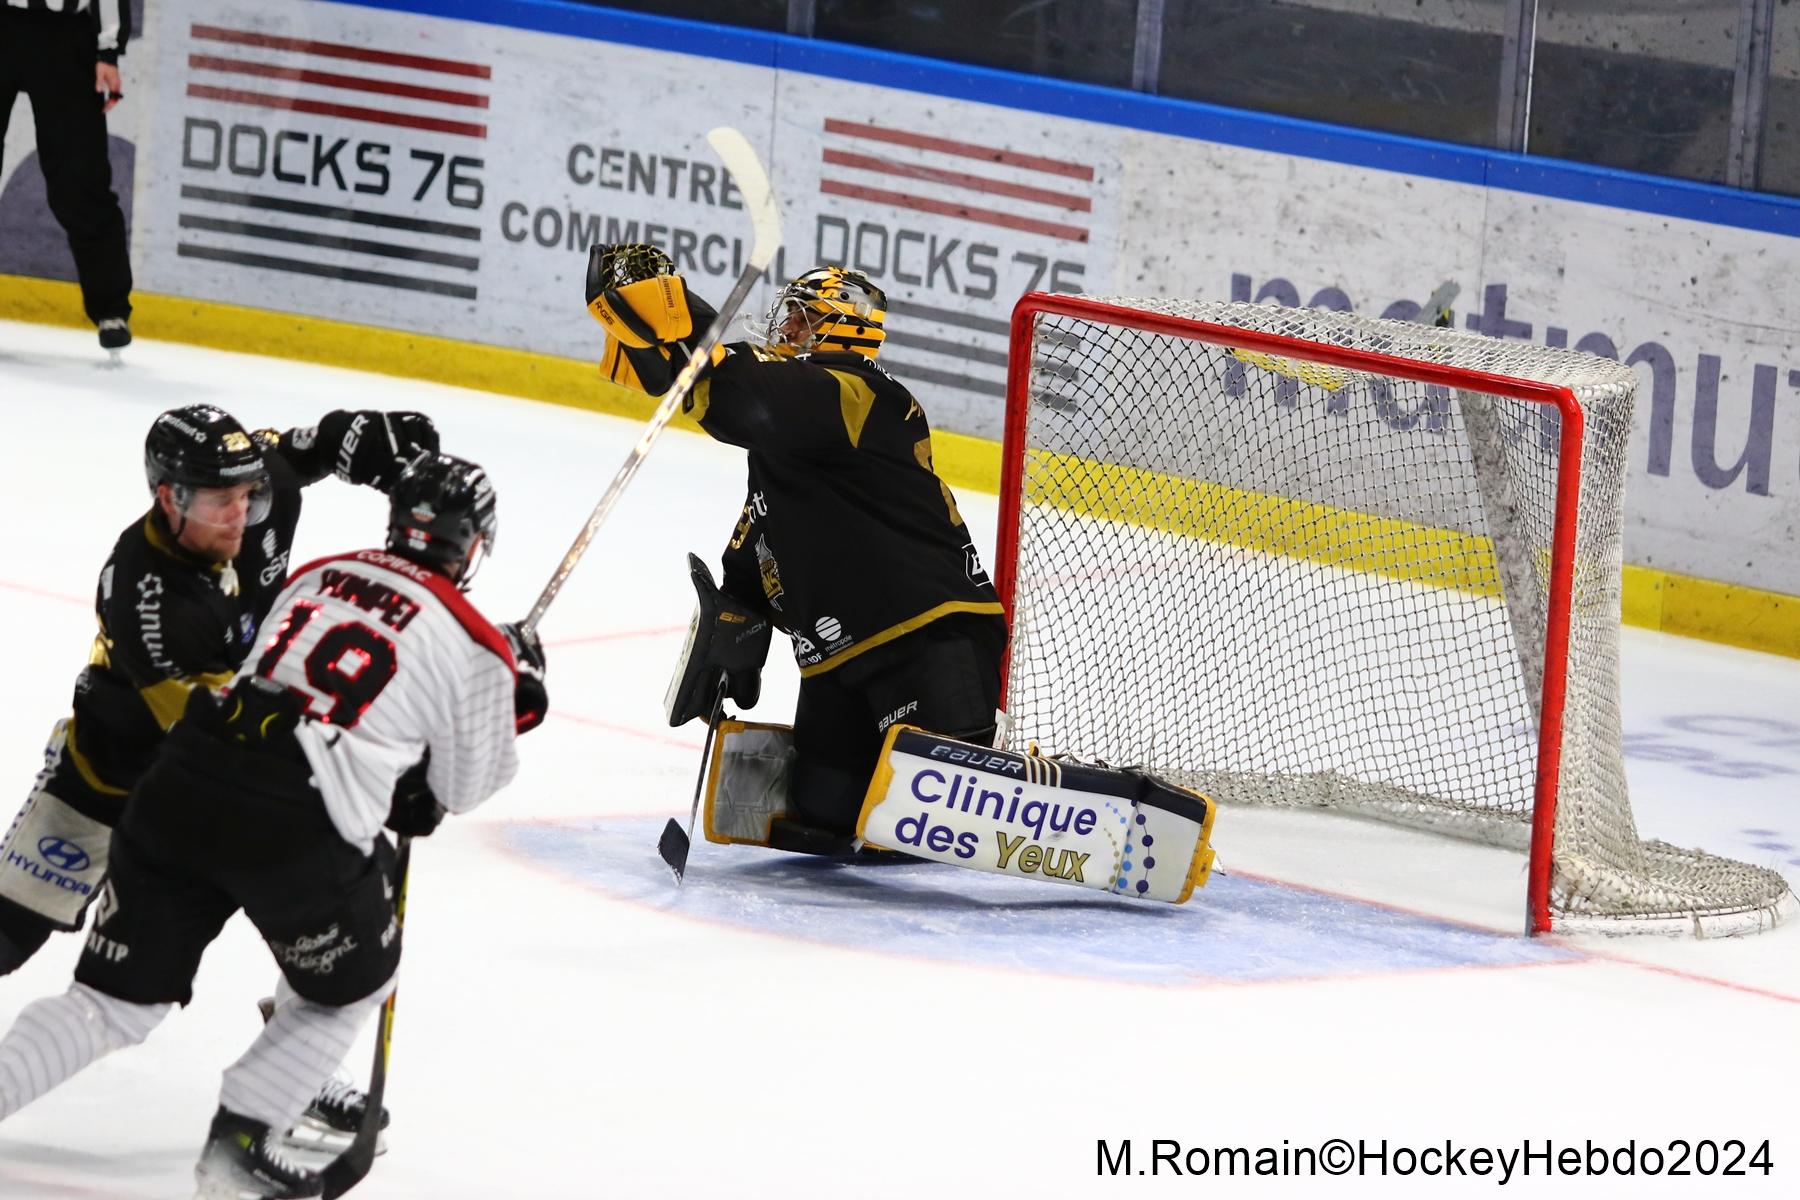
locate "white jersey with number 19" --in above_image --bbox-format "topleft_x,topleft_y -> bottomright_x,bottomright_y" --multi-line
239,549 -> 521,853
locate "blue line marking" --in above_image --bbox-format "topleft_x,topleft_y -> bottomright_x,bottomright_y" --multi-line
501,817 -> 1577,985
336,0 -> 1800,238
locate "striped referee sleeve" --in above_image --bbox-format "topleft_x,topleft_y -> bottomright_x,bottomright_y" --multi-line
96,0 -> 132,62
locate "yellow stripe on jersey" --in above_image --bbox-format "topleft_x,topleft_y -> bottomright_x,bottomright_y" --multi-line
829,370 -> 877,448
64,717 -> 130,798
139,671 -> 234,731
797,600 -> 1005,678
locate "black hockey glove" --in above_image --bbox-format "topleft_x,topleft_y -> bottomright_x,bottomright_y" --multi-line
499,621 -> 549,734
190,675 -> 304,748
318,409 -> 441,492
386,756 -> 447,837
665,553 -> 771,727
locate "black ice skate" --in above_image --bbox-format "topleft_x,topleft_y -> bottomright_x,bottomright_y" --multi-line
96,317 -> 132,350
193,1106 -> 323,1199
288,1071 -> 391,1154
257,997 -> 390,1155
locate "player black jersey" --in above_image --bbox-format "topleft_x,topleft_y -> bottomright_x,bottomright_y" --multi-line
690,346 -> 1005,676
65,429 -> 343,803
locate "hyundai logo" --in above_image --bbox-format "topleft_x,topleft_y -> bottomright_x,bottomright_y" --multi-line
37,837 -> 90,873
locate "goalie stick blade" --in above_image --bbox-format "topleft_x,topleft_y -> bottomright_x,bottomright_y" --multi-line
657,818 -> 691,882
706,126 -> 782,272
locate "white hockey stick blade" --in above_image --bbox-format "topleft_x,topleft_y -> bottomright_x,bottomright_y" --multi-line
707,126 -> 781,273
1415,280 -> 1460,327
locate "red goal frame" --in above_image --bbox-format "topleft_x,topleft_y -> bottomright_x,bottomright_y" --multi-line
994,292 -> 1587,934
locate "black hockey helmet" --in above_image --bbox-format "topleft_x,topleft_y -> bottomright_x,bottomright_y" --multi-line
386,452 -> 498,588
144,404 -> 272,524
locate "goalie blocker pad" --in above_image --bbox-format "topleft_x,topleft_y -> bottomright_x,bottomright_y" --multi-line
665,553 -> 773,727
856,726 -> 1217,904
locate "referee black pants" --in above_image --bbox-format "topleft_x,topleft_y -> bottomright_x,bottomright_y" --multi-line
0,10 -> 133,324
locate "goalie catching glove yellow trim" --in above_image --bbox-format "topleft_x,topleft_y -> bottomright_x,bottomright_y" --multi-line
589,273 -> 699,349
584,243 -> 725,395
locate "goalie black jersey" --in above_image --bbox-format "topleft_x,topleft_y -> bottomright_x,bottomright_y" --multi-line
65,429 -> 352,812
690,346 -> 1005,676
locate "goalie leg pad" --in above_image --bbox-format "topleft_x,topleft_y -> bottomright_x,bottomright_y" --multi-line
855,726 -> 1218,904
702,721 -> 797,847
0,723 -> 114,929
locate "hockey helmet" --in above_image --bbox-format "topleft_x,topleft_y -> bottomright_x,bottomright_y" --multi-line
761,266 -> 887,360
143,405 -> 273,525
386,452 -> 498,588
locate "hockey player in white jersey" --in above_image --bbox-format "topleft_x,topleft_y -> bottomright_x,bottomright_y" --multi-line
0,453 -> 548,1199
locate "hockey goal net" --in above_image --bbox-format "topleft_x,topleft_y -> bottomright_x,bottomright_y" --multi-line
995,293 -> 1794,936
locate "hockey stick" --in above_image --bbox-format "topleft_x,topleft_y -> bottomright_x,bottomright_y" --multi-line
320,835 -> 412,1200
1416,279 -> 1459,328
657,677 -> 729,883
520,126 -> 783,636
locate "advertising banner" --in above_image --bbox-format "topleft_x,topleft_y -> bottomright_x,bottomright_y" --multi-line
7,0 -> 1795,596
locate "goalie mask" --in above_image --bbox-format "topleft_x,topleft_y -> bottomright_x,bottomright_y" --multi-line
760,267 -> 887,360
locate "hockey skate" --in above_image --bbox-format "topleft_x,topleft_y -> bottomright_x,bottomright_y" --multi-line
193,1106 -> 323,1199
257,998 -> 390,1156
284,1069 -> 390,1155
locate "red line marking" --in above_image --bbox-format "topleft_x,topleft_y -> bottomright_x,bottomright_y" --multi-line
1563,944 -> 1800,1007
544,624 -> 689,649
824,117 -> 1093,180
821,148 -> 1091,213
821,179 -> 1088,243
0,579 -> 88,607
484,817 -> 1590,994
552,710 -> 703,753
189,54 -> 489,108
190,23 -> 491,78
1232,868 -> 1800,1006
186,84 -> 487,138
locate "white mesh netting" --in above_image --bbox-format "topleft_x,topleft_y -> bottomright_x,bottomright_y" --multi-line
1000,296 -> 1793,935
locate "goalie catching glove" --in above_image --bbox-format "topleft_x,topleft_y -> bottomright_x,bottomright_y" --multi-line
665,553 -> 772,727
584,243 -> 721,396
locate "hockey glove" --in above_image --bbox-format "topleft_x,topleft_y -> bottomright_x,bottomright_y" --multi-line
318,409 -> 441,491
191,676 -> 304,748
499,621 -> 549,734
665,553 -> 772,727
386,756 -> 447,837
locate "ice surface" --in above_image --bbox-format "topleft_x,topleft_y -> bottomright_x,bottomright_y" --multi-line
0,321 -> 1793,1198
